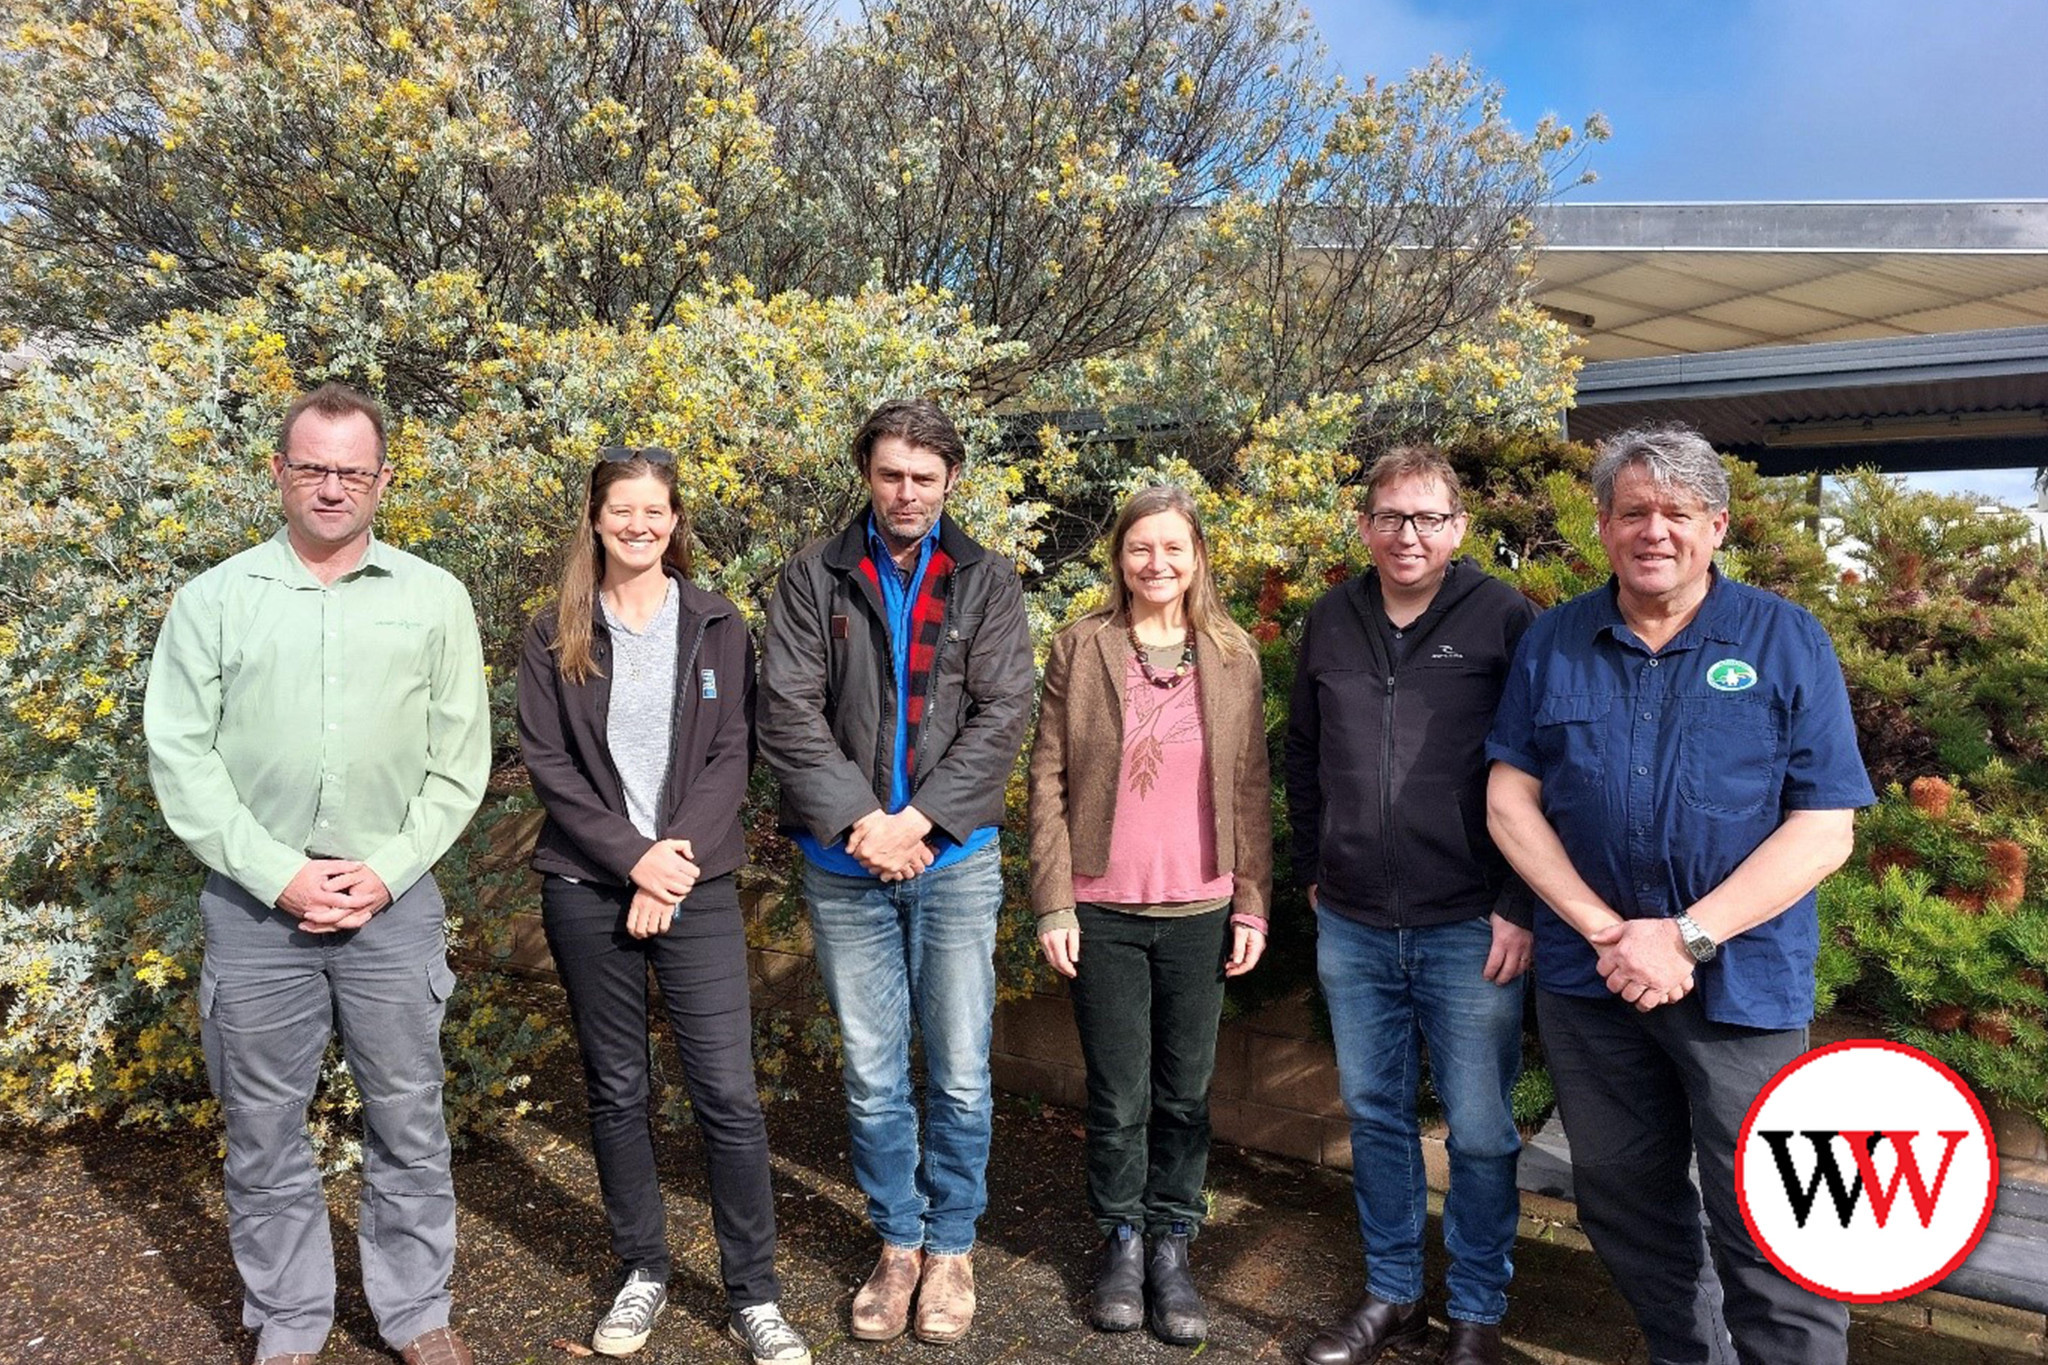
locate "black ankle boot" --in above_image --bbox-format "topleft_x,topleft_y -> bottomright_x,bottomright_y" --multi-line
1145,1221 -> 1208,1346
1089,1224 -> 1144,1331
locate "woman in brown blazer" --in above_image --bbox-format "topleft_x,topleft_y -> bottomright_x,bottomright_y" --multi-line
1027,484 -> 1273,1347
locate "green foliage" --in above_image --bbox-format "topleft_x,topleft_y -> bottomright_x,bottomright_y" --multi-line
7,0 -> 2039,1159
1819,784 -> 2048,1127
1823,469 -> 2048,792
0,255 -> 1002,1132
1790,474 -> 2048,1129
0,0 -> 783,337
1,0 -> 1598,414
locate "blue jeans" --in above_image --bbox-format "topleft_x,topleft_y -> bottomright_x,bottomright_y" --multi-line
804,842 -> 1000,1254
1316,907 -> 1524,1325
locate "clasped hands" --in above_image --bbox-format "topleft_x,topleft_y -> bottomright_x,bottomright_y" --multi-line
277,858 -> 392,932
846,807 -> 935,882
1591,917 -> 1697,1013
626,838 -> 699,938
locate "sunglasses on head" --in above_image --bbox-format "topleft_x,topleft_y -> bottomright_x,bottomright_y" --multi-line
599,445 -> 675,467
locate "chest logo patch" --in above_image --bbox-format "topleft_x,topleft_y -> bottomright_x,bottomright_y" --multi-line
1430,642 -> 1465,661
1707,658 -> 1759,692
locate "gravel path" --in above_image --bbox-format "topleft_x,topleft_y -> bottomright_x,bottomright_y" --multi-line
2,977 -> 2037,1364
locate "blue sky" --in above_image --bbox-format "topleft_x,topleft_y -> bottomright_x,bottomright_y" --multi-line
1305,0 -> 2048,202
1305,0 -> 2047,507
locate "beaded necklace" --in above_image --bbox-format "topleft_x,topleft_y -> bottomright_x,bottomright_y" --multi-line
1128,623 -> 1196,689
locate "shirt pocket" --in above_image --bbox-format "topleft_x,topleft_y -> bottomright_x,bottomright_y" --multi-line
1678,695 -> 1781,816
1532,694 -> 1610,798
938,609 -> 984,688
357,614 -> 437,705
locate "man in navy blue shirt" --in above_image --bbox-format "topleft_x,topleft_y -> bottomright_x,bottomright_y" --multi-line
1485,426 -> 1874,1365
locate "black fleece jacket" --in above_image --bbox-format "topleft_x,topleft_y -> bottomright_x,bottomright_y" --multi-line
517,569 -> 756,890
1284,558 -> 1537,929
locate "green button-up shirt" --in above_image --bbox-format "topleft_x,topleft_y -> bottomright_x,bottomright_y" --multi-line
143,530 -> 490,907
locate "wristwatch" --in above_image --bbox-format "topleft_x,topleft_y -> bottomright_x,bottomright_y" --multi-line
1673,912 -> 1718,964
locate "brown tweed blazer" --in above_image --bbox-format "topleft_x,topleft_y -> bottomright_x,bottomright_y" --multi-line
1027,608 -> 1273,921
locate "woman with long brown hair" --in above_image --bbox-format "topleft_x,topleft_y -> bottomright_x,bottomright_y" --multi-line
516,447 -> 809,1365
1027,483 -> 1273,1347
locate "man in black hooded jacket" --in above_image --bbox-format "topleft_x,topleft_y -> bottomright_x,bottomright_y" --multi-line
1287,446 -> 1537,1365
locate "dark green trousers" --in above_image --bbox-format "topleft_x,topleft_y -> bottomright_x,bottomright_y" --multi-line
1068,903 -> 1231,1237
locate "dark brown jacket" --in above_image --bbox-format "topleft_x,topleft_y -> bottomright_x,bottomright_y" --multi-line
517,569 -> 755,889
1027,608 -> 1273,921
757,511 -> 1034,846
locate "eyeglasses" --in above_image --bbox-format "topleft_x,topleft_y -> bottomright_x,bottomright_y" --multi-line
599,445 -> 676,467
280,458 -> 385,494
1365,510 -> 1459,537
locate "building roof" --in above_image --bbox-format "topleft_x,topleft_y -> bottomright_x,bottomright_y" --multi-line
1529,204 -> 2048,476
1530,201 -> 2048,362
1565,324 -> 2048,475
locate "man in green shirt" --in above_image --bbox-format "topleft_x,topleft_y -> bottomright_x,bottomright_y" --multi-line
143,383 -> 490,1365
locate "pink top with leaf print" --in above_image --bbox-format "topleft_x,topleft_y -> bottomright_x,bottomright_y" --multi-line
1070,652 -> 1234,907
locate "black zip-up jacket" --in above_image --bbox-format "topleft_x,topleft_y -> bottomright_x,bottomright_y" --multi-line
758,510 -> 1034,847
517,569 -> 756,888
1285,558 -> 1537,929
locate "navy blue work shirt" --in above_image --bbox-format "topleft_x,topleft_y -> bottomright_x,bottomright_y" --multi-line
1485,570 -> 1875,1030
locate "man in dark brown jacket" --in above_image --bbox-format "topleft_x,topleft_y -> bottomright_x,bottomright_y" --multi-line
757,398 -> 1034,1346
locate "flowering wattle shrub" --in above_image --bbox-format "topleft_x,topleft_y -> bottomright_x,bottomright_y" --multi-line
0,254 -> 1014,1135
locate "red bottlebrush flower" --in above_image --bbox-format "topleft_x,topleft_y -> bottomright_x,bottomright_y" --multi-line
1985,840 -> 2028,911
2016,969 -> 2045,994
1924,1004 -> 1967,1033
1323,563 -> 1351,587
1839,568 -> 1863,586
1256,568 -> 1285,618
1868,845 -> 1921,879
1251,620 -> 1281,645
1969,1013 -> 2015,1047
1895,550 -> 1925,592
1938,887 -> 1986,915
1908,776 -> 1955,819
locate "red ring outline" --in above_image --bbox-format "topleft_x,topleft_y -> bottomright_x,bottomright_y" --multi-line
1734,1038 -> 2000,1304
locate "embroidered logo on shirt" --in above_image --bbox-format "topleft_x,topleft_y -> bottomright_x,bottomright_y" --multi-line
700,668 -> 718,699
1707,658 -> 1759,692
1430,642 -> 1465,661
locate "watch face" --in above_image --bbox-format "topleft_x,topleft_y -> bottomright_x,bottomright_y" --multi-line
1679,917 -> 1715,961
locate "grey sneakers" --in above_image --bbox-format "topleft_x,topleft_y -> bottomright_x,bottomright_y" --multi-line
591,1269 -> 809,1363
729,1301 -> 813,1365
592,1268 -> 668,1356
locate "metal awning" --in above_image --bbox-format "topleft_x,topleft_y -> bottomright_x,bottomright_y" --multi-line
1565,325 -> 2048,476
1530,202 -> 2048,362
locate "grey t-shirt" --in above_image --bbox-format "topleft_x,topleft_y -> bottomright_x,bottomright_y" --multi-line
599,580 -> 679,840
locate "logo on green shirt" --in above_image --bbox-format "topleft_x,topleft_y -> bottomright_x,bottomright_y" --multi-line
1706,657 -> 1759,692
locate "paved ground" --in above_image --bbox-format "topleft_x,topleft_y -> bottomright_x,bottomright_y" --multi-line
3,976 -> 2040,1365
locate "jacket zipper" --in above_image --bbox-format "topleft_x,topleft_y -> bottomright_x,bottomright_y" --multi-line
1379,670 -> 1402,924
591,635 -> 629,800
908,609 -> 957,789
657,613 -> 713,827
